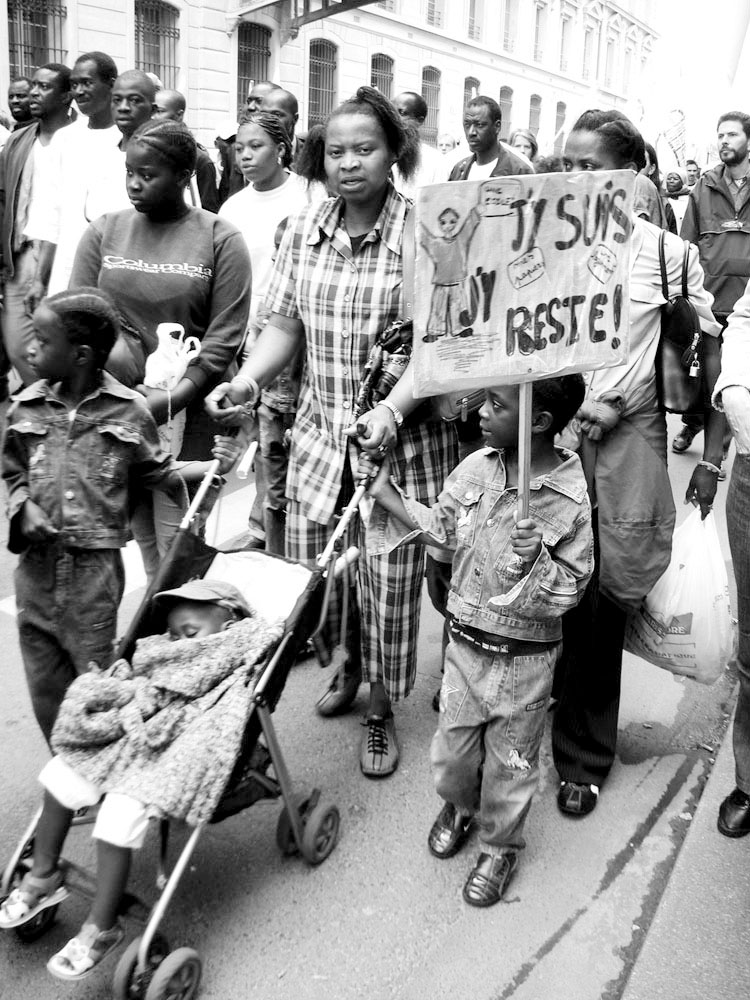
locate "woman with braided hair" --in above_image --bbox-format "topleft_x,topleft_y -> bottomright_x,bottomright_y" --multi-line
70,118 -> 251,579
207,86 -> 460,776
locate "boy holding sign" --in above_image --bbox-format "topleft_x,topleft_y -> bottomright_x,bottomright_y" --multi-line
358,376 -> 593,906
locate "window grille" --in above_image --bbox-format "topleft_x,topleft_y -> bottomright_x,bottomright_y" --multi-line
7,0 -> 67,77
135,0 -> 179,90
533,4 -> 545,62
308,39 -> 337,128
498,85 -> 513,141
237,22 -> 271,112
426,0 -> 443,29
370,53 -> 394,99
554,100 -> 566,154
467,0 -> 481,41
421,65 -> 440,146
503,0 -> 517,52
377,0 -> 395,10
529,94 -> 541,137
463,76 -> 479,109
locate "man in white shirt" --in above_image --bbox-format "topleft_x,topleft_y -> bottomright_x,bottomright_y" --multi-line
392,90 -> 447,197
449,95 -> 533,182
48,51 -> 127,295
0,63 -> 73,385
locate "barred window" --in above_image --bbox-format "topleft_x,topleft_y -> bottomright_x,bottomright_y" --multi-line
370,53 -> 394,99
421,65 -> 440,147
529,94 -> 542,137
308,39 -> 337,128
377,0 -> 396,9
463,76 -> 479,109
8,0 -> 67,77
498,85 -> 513,141
135,0 -> 179,90
237,22 -> 271,112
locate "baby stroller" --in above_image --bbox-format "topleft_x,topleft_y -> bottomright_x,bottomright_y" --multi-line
1,461 -> 361,999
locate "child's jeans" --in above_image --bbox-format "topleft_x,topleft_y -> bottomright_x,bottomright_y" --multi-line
39,757 -> 150,850
15,545 -> 124,742
431,633 -> 561,856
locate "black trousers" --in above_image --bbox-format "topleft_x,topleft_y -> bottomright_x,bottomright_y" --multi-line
551,514 -> 627,786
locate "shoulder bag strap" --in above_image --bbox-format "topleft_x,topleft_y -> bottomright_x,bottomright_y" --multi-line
658,228 -> 669,301
401,206 -> 416,323
681,240 -> 690,298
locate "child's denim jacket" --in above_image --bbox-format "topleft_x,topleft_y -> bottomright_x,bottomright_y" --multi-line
367,446 -> 594,643
2,373 -> 181,553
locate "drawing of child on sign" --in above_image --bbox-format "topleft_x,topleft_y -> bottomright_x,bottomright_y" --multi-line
420,203 -> 483,343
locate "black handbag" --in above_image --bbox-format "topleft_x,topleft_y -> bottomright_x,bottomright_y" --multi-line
655,231 -> 706,414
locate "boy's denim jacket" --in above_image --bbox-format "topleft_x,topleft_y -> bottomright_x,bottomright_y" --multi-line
2,373 -> 184,553
367,446 -> 594,643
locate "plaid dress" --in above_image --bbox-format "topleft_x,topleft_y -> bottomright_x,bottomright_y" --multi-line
265,184 -> 458,700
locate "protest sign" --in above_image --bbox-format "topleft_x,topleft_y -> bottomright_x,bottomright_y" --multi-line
412,169 -> 634,396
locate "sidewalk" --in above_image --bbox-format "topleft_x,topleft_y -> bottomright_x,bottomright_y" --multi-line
621,686 -> 750,1000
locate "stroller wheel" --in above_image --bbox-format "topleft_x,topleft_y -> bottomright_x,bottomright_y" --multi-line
276,794 -> 311,856
112,933 -> 170,1000
301,801 -> 340,865
144,947 -> 202,1000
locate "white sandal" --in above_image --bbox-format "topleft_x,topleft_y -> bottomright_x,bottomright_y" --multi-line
0,870 -> 69,929
47,920 -> 125,981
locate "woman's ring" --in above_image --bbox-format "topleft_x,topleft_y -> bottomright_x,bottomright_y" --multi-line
378,444 -> 388,455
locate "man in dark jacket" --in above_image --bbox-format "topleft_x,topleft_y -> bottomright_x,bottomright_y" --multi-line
673,111 -> 750,456
449,95 -> 533,182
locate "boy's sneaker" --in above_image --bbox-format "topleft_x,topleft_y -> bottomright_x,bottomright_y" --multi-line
47,920 -> 125,981
0,869 -> 69,929
462,851 -> 518,907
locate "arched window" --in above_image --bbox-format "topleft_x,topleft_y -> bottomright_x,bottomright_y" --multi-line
237,22 -> 272,113
529,94 -> 542,137
463,75 -> 480,109
308,39 -> 337,128
421,65 -> 441,146
8,0 -> 67,76
135,0 -> 180,90
554,101 -> 566,154
498,85 -> 513,140
371,53 -> 394,99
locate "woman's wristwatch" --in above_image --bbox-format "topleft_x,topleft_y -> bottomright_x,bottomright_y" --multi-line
377,398 -> 404,428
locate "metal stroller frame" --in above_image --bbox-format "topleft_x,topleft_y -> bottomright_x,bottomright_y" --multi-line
1,463 -> 363,1000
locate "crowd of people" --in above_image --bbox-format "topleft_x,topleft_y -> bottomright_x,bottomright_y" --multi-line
2,46 -> 750,981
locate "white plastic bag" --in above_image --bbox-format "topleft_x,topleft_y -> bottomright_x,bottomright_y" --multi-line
624,508 -> 733,684
143,323 -> 201,457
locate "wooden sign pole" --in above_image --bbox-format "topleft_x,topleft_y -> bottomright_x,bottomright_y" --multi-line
517,381 -> 533,521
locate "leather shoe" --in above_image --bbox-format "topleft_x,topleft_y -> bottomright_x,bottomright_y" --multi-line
671,426 -> 697,453
428,802 -> 472,859
718,787 -> 750,838
462,851 -> 517,907
557,781 -> 599,817
360,713 -> 399,778
315,666 -> 360,717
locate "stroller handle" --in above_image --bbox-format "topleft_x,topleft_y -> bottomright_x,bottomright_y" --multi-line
179,459 -> 221,530
316,484 -> 367,568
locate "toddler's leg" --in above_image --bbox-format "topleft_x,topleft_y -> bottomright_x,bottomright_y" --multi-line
47,792 -> 147,981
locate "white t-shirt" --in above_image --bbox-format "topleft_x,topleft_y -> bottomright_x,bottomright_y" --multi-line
23,137 -> 65,244
393,141 -> 448,198
466,158 -> 497,180
48,122 -> 131,294
219,172 -> 319,328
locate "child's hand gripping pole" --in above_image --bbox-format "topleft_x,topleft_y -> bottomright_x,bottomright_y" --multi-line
511,382 -> 543,568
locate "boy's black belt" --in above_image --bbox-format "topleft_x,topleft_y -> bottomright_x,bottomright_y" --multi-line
448,617 -> 557,657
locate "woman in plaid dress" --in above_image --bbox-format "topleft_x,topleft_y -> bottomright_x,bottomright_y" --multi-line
206,87 -> 458,777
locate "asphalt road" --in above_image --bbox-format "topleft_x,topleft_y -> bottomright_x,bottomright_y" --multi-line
0,413 -> 739,1000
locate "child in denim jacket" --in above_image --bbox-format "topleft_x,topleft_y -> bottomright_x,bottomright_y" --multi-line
359,374 -> 593,906
2,288 -> 239,743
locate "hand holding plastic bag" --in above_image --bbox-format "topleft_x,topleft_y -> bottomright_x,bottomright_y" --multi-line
143,323 -> 201,456
624,508 -> 733,684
